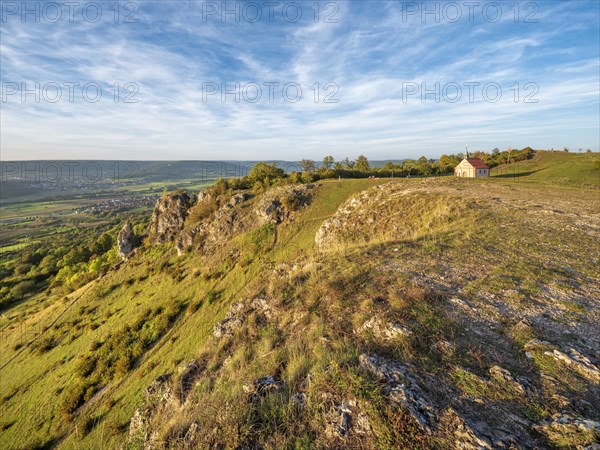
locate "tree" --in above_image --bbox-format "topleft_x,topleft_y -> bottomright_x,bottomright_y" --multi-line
299,159 -> 316,173
437,154 -> 457,174
341,158 -> 355,169
249,162 -> 285,185
403,160 -> 415,174
417,156 -> 432,176
289,171 -> 301,183
322,155 -> 334,170
355,155 -> 370,172
90,233 -> 113,256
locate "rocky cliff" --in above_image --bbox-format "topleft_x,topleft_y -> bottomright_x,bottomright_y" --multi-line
147,184 -> 317,256
148,192 -> 193,243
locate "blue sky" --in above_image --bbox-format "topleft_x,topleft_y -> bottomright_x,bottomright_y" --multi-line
1,0 -> 599,160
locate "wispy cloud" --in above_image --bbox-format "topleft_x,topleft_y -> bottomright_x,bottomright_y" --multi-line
1,0 -> 598,160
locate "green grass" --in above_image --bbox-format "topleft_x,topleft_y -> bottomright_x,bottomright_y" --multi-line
490,150 -> 600,188
1,168 -> 599,449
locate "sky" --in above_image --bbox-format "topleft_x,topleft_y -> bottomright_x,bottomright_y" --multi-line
1,0 -> 599,161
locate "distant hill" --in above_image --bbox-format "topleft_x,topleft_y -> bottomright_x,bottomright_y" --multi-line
490,150 -> 600,188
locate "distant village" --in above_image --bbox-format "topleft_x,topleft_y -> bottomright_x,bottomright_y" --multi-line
73,196 -> 158,215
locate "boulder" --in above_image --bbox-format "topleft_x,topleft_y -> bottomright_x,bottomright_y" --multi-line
117,221 -> 135,259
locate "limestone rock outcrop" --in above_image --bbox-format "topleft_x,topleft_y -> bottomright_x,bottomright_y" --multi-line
117,221 -> 135,259
254,184 -> 315,225
148,192 -> 193,243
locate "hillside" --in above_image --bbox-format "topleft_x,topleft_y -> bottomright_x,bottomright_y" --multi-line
490,150 -> 600,188
1,175 -> 599,449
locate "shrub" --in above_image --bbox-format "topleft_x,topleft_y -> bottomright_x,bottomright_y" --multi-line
300,172 -> 314,183
59,381 -> 90,416
32,335 -> 57,355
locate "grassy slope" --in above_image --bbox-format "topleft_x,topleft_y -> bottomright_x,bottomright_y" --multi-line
0,178 -> 386,449
0,172 -> 598,448
490,150 -> 600,188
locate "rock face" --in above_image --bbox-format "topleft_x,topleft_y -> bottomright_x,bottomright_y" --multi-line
117,221 -> 135,259
153,185 -> 315,255
176,192 -> 251,255
148,192 -> 192,243
254,184 -> 315,225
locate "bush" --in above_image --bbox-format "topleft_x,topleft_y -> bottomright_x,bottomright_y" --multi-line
10,280 -> 36,299
32,335 -> 57,355
300,172 -> 314,183
59,381 -> 90,416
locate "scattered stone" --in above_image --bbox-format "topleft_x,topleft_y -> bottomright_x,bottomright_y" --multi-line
144,374 -> 173,402
359,354 -> 434,428
292,392 -> 307,405
212,315 -> 244,340
534,413 -> 600,447
182,422 -> 200,448
243,375 -> 282,399
434,340 -> 455,357
358,317 -> 412,341
354,412 -> 373,436
175,360 -> 202,404
229,192 -> 248,207
324,400 -> 352,439
250,298 -> 273,319
489,365 -> 525,395
523,339 -> 552,351
544,348 -> 600,381
441,408 -> 493,450
213,299 -> 274,340
129,374 -> 174,444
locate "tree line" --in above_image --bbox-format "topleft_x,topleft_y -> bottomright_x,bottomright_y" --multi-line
205,147 -> 535,193
297,147 -> 534,179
